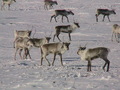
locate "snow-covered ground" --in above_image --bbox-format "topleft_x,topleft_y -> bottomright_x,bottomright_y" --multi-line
0,0 -> 120,90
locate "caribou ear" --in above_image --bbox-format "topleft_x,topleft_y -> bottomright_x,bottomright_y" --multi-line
78,44 -> 86,50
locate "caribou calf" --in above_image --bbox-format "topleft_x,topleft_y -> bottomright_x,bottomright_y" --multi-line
111,24 -> 120,42
41,42 -> 70,66
44,0 -> 58,10
53,22 -> 80,41
50,9 -> 74,22
1,0 -> 16,10
95,9 -> 116,22
77,46 -> 110,72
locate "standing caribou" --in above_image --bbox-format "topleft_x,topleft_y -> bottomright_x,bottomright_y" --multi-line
14,37 -> 34,60
13,30 -> 33,60
77,45 -> 110,72
95,9 -> 116,22
41,42 -> 70,66
50,9 -> 74,22
53,22 -> 80,42
44,0 -> 58,10
111,24 -> 120,43
1,0 -> 16,10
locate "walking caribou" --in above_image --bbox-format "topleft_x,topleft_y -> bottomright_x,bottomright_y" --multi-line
41,42 -> 70,66
95,9 -> 116,22
53,22 -> 80,42
50,9 -> 74,22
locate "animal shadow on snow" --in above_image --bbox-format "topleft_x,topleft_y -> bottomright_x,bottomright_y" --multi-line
63,57 -> 80,62
18,62 -> 28,66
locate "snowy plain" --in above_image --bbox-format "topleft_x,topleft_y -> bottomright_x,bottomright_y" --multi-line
0,0 -> 120,90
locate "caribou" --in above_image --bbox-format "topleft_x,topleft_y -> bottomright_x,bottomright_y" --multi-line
77,45 -> 110,72
50,9 -> 74,22
14,37 -> 34,60
111,24 -> 120,42
95,9 -> 116,22
53,22 -> 80,42
1,0 -> 16,10
44,0 -> 58,10
40,42 -> 70,66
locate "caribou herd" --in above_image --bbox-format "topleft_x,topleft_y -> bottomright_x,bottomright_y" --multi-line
1,0 -> 119,72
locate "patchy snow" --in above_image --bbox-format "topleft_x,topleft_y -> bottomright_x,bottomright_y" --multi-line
0,0 -> 120,90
